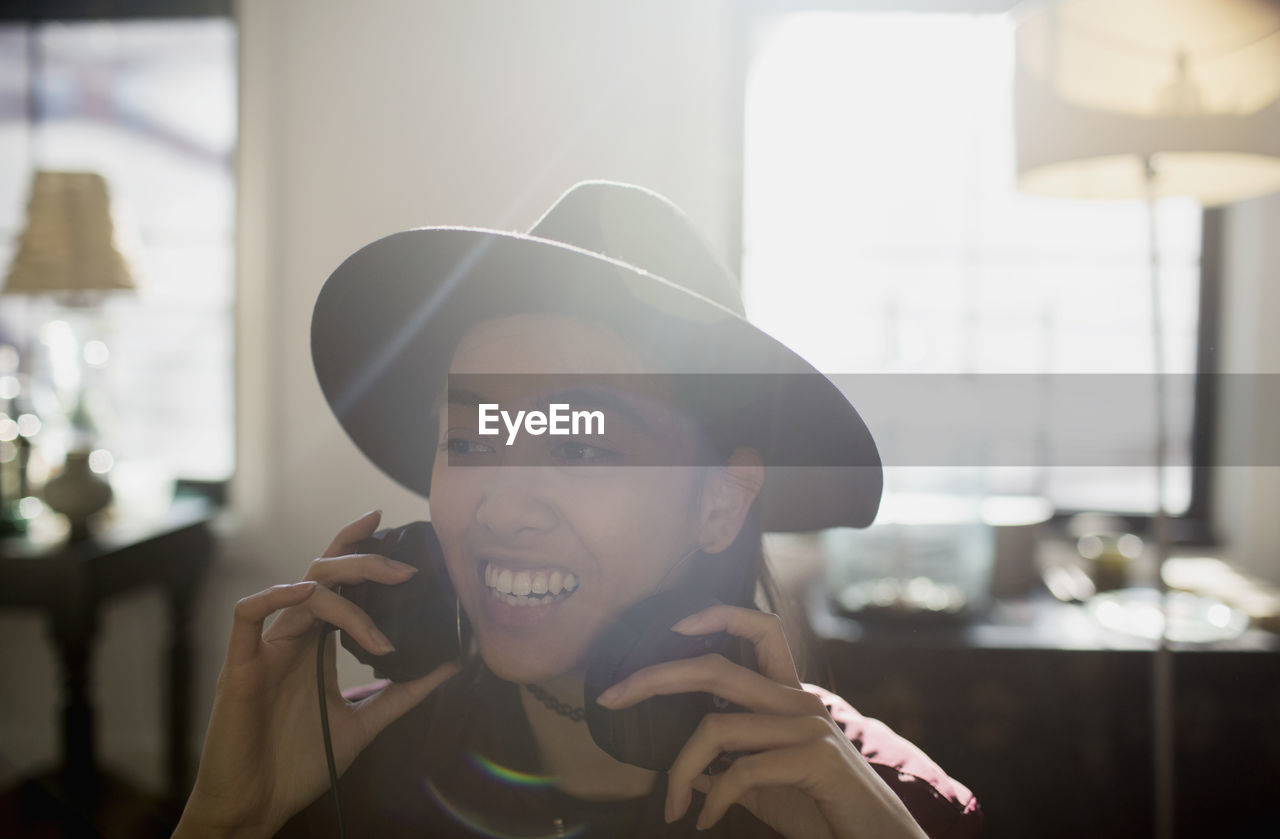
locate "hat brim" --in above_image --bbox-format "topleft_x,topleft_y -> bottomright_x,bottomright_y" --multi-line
311,227 -> 882,531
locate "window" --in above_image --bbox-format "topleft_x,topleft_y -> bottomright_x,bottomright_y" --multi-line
0,19 -> 235,493
743,12 -> 1204,518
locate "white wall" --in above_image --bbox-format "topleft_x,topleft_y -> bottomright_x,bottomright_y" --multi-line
229,0 -> 739,684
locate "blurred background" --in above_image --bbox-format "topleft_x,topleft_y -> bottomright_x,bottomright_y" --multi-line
0,1 -> 1277,837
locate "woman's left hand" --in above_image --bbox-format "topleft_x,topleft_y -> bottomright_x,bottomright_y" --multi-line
595,605 -> 928,839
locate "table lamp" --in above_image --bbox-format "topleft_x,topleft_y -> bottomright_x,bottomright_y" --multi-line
2,170 -> 137,539
1013,1 -> 1280,836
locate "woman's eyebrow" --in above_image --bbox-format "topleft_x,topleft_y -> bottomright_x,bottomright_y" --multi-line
541,386 -> 650,431
447,386 -> 485,406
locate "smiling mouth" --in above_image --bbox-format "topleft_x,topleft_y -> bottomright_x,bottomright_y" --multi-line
481,561 -> 580,608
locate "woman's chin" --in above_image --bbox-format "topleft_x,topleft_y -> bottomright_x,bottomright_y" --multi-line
476,640 -> 583,685
465,591 -> 597,683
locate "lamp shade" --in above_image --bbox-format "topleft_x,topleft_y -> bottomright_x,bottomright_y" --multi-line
1014,0 -> 1280,205
3,171 -> 136,295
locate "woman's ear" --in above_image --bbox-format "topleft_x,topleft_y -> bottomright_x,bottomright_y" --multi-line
697,447 -> 765,554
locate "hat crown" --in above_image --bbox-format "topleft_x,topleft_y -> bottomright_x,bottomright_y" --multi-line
528,181 -> 744,316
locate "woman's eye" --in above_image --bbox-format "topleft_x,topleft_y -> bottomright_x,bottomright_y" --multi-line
552,440 -> 619,463
441,437 -> 495,456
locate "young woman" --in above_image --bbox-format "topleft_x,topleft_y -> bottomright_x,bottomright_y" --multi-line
174,182 -> 981,839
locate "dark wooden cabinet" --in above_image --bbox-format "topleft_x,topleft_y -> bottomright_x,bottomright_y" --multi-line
813,594 -> 1280,839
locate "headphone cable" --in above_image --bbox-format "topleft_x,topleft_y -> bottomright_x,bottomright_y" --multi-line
316,627 -> 347,839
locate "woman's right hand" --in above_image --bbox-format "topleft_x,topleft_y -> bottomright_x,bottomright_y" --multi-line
173,510 -> 459,839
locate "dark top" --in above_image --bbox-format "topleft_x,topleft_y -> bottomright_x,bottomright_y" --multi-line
278,661 -> 982,838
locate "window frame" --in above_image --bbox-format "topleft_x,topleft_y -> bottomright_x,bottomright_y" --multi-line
0,1 -> 230,24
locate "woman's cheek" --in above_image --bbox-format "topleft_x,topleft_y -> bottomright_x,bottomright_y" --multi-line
567,474 -> 696,570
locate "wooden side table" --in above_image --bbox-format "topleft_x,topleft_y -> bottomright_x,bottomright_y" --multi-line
0,497 -> 215,817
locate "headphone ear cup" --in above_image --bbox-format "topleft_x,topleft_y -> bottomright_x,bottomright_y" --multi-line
582,590 -> 757,771
338,521 -> 459,682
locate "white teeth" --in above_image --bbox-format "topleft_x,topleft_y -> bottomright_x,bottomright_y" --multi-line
483,562 -> 578,604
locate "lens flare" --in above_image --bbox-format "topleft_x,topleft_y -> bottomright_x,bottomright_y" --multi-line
467,752 -> 559,789
88,449 -> 114,474
17,413 -> 41,438
83,340 -> 111,368
419,753 -> 587,839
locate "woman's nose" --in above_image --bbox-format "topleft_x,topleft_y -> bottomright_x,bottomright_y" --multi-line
473,466 -> 558,538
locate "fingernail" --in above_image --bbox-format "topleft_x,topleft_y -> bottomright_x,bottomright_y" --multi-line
596,684 -> 624,706
388,559 -> 419,574
364,508 -> 382,519
372,629 -> 395,654
291,581 -> 318,596
671,614 -> 705,634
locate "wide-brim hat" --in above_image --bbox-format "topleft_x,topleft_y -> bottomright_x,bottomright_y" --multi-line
312,181 -> 881,532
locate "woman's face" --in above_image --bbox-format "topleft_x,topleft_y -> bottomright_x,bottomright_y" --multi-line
429,313 -> 710,684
